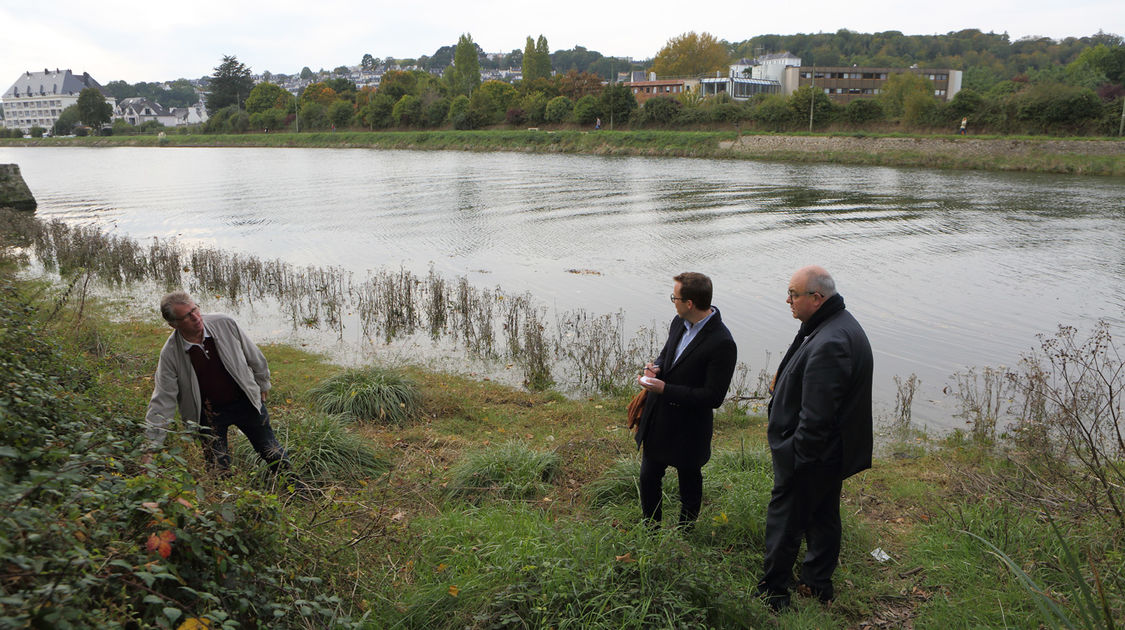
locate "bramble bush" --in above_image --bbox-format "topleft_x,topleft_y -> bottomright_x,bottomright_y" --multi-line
0,279 -> 359,628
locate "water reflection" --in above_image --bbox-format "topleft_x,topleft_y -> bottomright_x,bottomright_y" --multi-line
4,146 -> 1125,430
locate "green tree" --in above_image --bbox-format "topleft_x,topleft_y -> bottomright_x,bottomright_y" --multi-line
446,94 -> 473,129
392,94 -> 422,126
520,91 -> 550,124
300,66 -> 314,80
359,93 -> 395,129
52,105 -> 81,136
379,70 -> 418,102
572,94 -> 601,124
206,55 -> 254,114
327,100 -> 354,128
535,35 -> 551,78
544,95 -> 573,123
879,72 -> 933,118
450,33 -> 482,96
787,85 -> 837,127
651,32 -> 729,77
361,53 -> 377,71
477,81 -> 518,116
76,87 -> 113,128
333,65 -> 350,75
246,82 -> 292,114
423,97 -> 451,127
522,37 -> 542,81
598,82 -> 636,126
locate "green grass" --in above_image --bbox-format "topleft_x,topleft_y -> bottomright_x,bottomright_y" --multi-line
306,366 -> 420,425
445,441 -> 561,503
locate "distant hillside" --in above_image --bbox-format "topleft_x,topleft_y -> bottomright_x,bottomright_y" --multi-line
731,29 -> 1123,91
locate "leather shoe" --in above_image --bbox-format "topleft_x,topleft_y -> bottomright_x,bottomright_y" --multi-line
796,581 -> 834,604
753,583 -> 790,613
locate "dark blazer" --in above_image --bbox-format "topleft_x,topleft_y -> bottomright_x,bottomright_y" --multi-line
635,307 -> 738,468
767,308 -> 873,486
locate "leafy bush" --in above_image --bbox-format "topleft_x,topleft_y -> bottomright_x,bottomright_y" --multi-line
0,280 -> 357,628
306,366 -> 420,425
544,96 -> 573,123
845,98 -> 884,123
445,441 -> 560,502
636,97 -> 682,126
28,126 -> 45,138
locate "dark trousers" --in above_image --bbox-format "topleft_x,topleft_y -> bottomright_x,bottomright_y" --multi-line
639,454 -> 704,525
761,466 -> 843,593
199,397 -> 289,474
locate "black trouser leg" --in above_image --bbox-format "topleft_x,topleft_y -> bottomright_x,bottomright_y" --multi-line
800,476 -> 842,592
761,465 -> 842,594
234,402 -> 290,473
676,465 -> 703,525
639,454 -> 667,523
198,407 -> 233,472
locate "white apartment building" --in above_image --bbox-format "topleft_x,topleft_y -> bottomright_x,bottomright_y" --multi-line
2,69 -> 114,132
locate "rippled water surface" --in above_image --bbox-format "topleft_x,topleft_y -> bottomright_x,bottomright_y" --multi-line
4,146 -> 1125,429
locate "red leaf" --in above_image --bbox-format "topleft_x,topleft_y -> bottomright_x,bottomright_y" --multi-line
146,530 -> 176,558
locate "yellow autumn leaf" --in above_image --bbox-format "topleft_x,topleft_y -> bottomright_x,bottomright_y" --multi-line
448,584 -> 459,597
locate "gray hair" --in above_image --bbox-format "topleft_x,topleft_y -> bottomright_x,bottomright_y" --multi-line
159,291 -> 194,322
805,269 -> 838,298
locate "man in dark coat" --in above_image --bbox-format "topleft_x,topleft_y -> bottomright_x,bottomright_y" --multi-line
756,265 -> 873,611
635,272 -> 738,526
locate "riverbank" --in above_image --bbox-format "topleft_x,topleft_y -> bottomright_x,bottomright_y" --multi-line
4,129 -> 1124,176
1,254 -> 1120,627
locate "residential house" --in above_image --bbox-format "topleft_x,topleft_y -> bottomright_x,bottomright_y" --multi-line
115,97 -> 178,127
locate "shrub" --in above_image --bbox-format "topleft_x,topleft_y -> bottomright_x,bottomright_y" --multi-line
306,366 -> 420,425
750,94 -> 793,130
445,441 -> 560,502
544,95 -> 573,123
845,98 -> 884,123
637,96 -> 682,125
0,280 -> 357,628
28,126 -> 45,138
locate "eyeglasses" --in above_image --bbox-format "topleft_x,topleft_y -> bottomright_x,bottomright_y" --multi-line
173,306 -> 200,322
787,290 -> 819,300
670,294 -> 689,303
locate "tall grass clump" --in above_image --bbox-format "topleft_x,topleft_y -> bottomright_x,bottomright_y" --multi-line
445,442 -> 560,502
234,412 -> 391,483
585,457 -> 641,509
307,366 -> 420,425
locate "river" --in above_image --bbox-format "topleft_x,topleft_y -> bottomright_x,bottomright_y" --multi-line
4,145 -> 1124,431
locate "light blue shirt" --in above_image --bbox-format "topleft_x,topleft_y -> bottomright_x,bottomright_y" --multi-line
673,308 -> 715,365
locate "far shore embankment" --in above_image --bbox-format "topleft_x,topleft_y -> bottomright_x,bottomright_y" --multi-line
3,130 -> 1124,176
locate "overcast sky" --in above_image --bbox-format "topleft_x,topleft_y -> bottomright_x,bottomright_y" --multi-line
2,0 -> 1121,85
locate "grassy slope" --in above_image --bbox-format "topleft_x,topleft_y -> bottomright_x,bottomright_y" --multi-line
13,275 -> 1115,629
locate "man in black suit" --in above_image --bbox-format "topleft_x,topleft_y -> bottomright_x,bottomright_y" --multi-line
635,272 -> 738,527
757,265 -> 873,611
